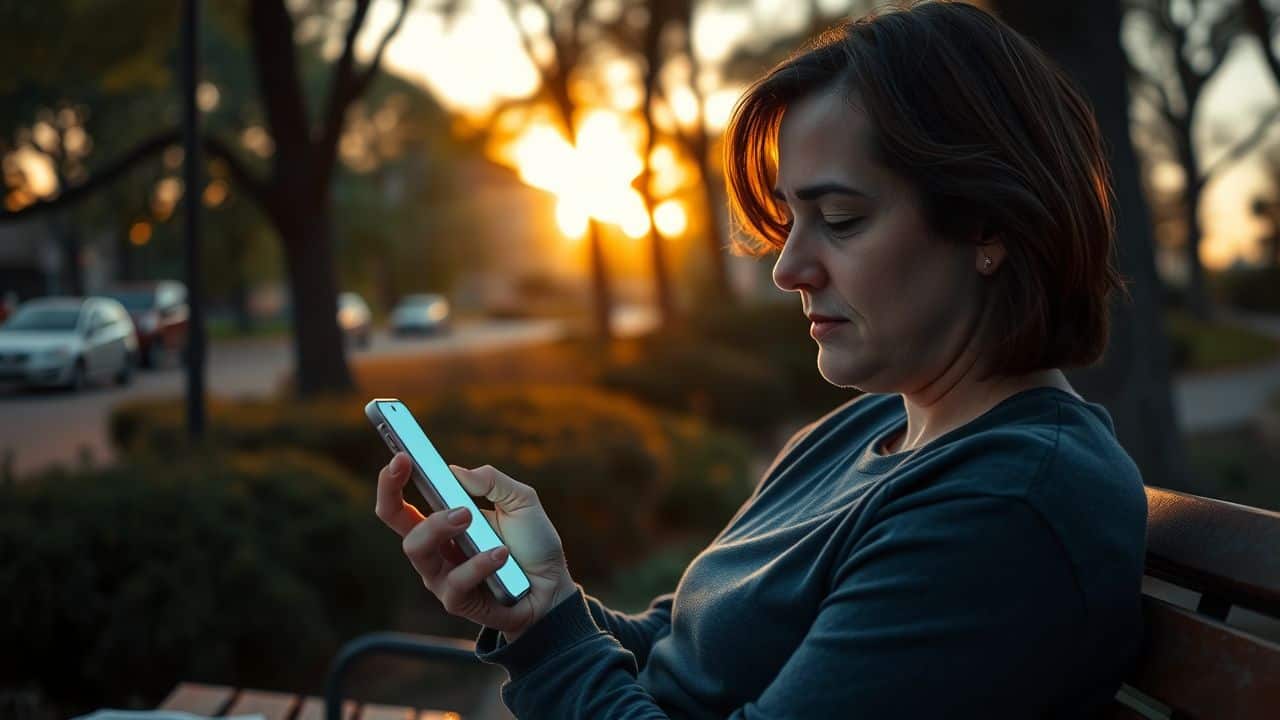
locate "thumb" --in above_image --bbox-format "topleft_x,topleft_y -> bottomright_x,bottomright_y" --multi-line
449,464 -> 540,513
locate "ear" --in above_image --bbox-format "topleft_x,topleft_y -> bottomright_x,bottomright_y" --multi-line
976,236 -> 1006,275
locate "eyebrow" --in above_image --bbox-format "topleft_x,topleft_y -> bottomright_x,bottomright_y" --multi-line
771,182 -> 873,202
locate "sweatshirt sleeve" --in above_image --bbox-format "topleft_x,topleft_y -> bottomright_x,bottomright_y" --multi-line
581,591 -> 673,669
476,495 -> 1089,719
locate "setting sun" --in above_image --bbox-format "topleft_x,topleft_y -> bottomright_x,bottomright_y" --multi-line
498,109 -> 682,241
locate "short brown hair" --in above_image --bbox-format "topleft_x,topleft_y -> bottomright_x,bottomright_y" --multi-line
723,0 -> 1125,378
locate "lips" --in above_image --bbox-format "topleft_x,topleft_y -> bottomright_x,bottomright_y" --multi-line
807,314 -> 848,341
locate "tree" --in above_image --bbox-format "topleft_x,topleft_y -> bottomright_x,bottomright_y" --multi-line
990,0 -> 1191,490
496,0 -> 618,340
1126,0 -> 1279,318
0,0 -> 416,396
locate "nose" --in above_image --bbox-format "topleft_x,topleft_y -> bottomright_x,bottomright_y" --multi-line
772,228 -> 827,293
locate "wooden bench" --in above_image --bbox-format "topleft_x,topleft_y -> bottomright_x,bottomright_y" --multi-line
162,488 -> 1280,719
160,633 -> 485,720
1106,487 -> 1280,719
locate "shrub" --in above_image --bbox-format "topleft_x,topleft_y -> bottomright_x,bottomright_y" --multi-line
0,450 -> 410,711
599,339 -> 788,434
1212,266 -> 1280,312
109,385 -> 754,582
600,303 -> 853,429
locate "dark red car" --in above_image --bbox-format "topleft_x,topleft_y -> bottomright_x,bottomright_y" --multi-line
104,281 -> 189,368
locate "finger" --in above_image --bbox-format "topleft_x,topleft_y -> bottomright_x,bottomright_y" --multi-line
402,505 -> 472,588
450,464 -> 539,514
376,452 -> 425,537
440,545 -> 512,616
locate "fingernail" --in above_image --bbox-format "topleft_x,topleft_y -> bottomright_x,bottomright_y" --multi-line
448,507 -> 468,523
490,547 -> 508,562
391,454 -> 406,471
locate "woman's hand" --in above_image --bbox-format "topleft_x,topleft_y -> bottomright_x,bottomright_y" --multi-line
375,452 -> 578,642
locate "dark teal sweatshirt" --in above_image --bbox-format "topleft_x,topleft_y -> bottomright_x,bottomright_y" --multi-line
475,388 -> 1148,718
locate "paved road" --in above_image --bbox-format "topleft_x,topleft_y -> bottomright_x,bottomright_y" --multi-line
1173,308 -> 1280,434
0,318 -> 571,478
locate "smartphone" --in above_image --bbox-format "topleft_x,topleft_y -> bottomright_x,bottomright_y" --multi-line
366,398 -> 532,606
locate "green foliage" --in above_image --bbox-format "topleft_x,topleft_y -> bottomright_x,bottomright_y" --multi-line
1164,308 -> 1280,373
109,385 -> 756,582
599,337 -> 788,434
0,450 -> 411,710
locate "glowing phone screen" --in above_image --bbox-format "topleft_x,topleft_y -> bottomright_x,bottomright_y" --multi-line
379,401 -> 531,598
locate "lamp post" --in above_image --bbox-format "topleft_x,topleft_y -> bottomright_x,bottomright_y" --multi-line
182,0 -> 206,438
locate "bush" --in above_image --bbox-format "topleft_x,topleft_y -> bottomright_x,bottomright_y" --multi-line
598,303 -> 852,435
109,385 -> 755,582
0,450 -> 410,712
1212,266 -> 1280,312
599,339 -> 788,434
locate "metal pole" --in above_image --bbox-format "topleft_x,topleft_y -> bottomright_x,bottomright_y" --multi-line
182,0 -> 206,438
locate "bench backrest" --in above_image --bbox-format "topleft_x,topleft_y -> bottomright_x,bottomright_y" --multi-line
1105,487 -> 1280,719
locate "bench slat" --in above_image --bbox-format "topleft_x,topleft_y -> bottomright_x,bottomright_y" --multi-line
158,683 -> 235,716
297,696 -> 358,720
1145,487 -> 1280,617
1125,595 -> 1280,717
224,688 -> 299,720
360,703 -> 417,720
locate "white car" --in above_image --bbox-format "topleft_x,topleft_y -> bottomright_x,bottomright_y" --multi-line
390,293 -> 450,336
0,297 -> 138,390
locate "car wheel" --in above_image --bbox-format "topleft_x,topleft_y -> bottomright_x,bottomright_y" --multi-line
67,359 -> 86,392
116,353 -> 135,386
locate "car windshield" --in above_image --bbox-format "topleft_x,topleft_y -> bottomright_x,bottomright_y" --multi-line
3,307 -> 81,331
106,291 -> 156,311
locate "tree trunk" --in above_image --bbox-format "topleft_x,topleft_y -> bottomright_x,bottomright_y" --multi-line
1175,129 -> 1212,318
275,192 -> 353,396
992,0 -> 1192,491
693,140 -> 732,300
640,14 -> 675,329
586,219 -> 613,340
1182,179 -> 1210,318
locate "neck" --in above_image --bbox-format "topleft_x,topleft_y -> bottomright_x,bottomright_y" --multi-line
887,367 -> 1075,455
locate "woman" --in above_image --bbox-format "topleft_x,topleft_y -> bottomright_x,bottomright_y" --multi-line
374,2 -> 1147,716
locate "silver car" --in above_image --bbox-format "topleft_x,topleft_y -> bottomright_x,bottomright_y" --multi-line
0,297 -> 139,390
390,293 -> 450,336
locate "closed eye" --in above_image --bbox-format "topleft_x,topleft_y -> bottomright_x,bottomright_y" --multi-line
824,217 -> 864,232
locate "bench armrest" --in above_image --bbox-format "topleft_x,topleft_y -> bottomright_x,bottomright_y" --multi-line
324,631 -> 482,720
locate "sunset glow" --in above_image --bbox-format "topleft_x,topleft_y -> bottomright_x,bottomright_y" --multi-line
499,110 -> 687,241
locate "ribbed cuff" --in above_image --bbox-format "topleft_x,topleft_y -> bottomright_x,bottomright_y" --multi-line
475,588 -> 604,679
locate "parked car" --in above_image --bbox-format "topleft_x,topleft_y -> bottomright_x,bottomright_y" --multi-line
338,292 -> 373,348
390,293 -> 450,336
103,281 -> 189,368
0,296 -> 138,390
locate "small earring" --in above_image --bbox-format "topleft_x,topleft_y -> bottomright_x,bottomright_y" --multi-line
983,256 -> 993,270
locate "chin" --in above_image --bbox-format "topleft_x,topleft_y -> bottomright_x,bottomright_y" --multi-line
816,348 -> 892,393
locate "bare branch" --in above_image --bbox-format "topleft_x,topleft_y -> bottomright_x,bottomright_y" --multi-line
500,0 -> 553,79
0,130 -> 178,223
1201,105 -> 1280,181
0,128 -> 274,225
317,0 -> 373,156
203,134 -> 272,210
350,0 -> 412,100
1244,0 -> 1280,89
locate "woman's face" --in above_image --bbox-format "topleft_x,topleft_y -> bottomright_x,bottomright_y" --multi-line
772,90 -> 990,392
